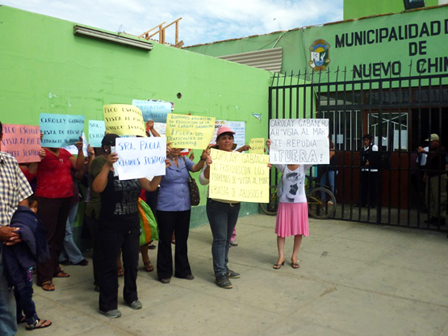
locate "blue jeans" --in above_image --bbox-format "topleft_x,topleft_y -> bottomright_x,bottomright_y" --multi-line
14,267 -> 38,325
0,245 -> 17,336
320,170 -> 335,200
60,203 -> 84,264
206,199 -> 240,278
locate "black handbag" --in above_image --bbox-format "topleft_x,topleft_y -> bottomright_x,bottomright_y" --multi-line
182,157 -> 200,206
188,173 -> 200,206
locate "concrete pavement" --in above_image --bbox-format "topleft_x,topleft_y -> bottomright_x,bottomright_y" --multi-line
18,214 -> 448,336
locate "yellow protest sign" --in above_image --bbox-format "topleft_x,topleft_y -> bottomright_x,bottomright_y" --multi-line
209,148 -> 270,203
166,114 -> 215,149
249,138 -> 265,154
103,104 -> 146,136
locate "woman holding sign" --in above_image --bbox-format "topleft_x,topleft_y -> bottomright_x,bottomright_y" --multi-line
266,139 -> 311,270
156,146 -> 209,284
199,126 -> 242,289
92,134 -> 168,318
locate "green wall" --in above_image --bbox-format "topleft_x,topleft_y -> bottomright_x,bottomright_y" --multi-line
186,6 -> 448,83
0,6 -> 272,229
344,0 -> 439,20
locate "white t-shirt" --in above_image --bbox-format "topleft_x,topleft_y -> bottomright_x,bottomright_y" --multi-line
275,164 -> 312,203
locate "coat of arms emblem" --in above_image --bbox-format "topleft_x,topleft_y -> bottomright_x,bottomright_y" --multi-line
309,39 -> 330,71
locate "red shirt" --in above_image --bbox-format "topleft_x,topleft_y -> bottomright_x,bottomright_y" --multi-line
36,148 -> 74,199
20,166 -> 36,182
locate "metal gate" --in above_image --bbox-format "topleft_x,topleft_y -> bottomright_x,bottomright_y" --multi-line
269,67 -> 448,230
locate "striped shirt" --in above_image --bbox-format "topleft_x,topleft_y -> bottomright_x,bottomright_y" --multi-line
0,152 -> 33,226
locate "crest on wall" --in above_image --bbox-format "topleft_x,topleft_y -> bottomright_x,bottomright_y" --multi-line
309,39 -> 330,71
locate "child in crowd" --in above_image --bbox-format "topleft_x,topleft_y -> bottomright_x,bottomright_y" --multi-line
2,195 -> 52,330
266,139 -> 310,270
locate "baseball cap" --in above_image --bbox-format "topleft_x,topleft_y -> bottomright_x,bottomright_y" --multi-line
425,134 -> 439,141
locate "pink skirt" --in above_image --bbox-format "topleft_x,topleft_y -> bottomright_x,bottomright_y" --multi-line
275,202 -> 309,238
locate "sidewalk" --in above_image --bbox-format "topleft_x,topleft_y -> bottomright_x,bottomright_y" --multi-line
18,214 -> 448,336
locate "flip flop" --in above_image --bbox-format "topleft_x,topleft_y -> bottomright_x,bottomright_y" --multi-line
41,281 -> 55,291
54,271 -> 70,278
143,262 -> 154,272
26,319 -> 52,330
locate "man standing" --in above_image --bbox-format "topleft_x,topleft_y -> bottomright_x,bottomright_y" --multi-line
0,121 -> 33,335
418,134 -> 447,226
359,134 -> 379,208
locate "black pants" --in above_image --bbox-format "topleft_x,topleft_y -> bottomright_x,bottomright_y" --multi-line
98,221 -> 140,312
85,215 -> 102,287
156,210 -> 192,279
360,171 -> 378,207
36,197 -> 71,285
14,268 -> 38,325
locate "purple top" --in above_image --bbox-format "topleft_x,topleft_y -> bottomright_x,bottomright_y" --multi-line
157,156 -> 194,211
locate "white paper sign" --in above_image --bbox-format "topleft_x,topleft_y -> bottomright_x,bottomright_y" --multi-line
115,137 -> 166,180
269,119 -> 329,164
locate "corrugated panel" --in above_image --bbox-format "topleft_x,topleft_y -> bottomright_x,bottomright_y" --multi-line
218,48 -> 282,73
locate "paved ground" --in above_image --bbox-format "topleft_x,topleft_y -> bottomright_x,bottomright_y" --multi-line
18,214 -> 448,336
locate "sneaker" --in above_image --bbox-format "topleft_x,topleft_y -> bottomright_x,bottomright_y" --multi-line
230,241 -> 238,247
215,275 -> 232,289
226,269 -> 240,279
128,300 -> 142,310
100,309 -> 122,318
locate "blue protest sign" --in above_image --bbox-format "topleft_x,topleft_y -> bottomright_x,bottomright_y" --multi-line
89,120 -> 106,147
40,113 -> 85,148
132,100 -> 171,123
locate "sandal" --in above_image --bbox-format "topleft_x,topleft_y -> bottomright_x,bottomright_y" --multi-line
273,260 -> 285,270
41,281 -> 55,291
143,261 -> 154,272
26,319 -> 52,330
118,267 -> 124,277
291,261 -> 300,269
54,271 -> 70,278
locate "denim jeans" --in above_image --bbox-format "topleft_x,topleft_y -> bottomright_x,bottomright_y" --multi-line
60,203 -> 84,264
0,245 -> 17,336
206,199 -> 240,278
320,170 -> 335,201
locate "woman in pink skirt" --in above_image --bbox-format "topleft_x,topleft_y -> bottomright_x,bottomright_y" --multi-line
267,139 -> 311,269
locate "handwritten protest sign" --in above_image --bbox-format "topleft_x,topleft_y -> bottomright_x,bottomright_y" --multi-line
1,125 -> 41,163
132,100 -> 171,123
40,113 -> 85,148
103,104 -> 145,137
225,121 -> 245,148
209,148 -> 270,203
115,137 -> 166,180
269,119 -> 329,164
166,114 -> 215,149
63,132 -> 88,157
249,138 -> 265,154
89,120 -> 106,147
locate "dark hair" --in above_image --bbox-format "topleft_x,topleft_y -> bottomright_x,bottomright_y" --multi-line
27,194 -> 37,205
217,132 -> 234,142
362,134 -> 372,141
101,133 -> 119,147
0,121 -> 2,136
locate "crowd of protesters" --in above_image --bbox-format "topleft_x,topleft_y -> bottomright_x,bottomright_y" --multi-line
1,117 -> 447,334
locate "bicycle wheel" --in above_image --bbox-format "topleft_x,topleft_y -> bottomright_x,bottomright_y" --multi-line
259,185 -> 279,216
307,187 -> 336,219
